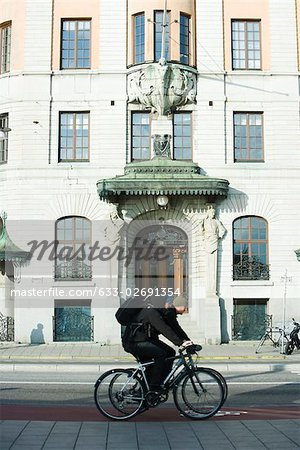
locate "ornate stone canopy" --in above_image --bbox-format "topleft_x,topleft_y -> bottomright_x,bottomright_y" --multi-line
0,211 -> 30,264
97,158 -> 229,199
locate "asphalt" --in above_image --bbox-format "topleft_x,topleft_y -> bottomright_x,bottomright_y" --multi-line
1,342 -> 300,449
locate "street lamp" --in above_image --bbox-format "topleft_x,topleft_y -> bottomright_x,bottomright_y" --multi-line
0,127 -> 11,141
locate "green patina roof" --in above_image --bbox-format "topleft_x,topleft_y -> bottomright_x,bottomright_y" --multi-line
0,212 -> 31,263
97,158 -> 229,199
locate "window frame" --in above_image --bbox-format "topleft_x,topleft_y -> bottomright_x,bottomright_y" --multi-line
60,18 -> 91,70
133,12 -> 145,64
131,111 -> 151,161
55,216 -> 92,281
173,111 -> 192,160
0,113 -> 9,164
231,19 -> 262,70
233,112 -> 264,162
233,216 -> 269,280
154,10 -> 170,62
0,21 -> 11,74
179,13 -> 190,65
58,111 -> 90,163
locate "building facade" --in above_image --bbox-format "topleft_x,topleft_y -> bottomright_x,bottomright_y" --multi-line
0,0 -> 299,344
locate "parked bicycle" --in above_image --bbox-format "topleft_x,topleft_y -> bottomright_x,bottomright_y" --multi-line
285,319 -> 300,355
255,326 -> 289,354
94,344 -> 227,421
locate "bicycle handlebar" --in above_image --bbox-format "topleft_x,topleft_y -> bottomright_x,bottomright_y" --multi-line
179,344 -> 202,355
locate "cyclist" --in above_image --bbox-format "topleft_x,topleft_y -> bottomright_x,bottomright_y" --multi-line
122,295 -> 194,392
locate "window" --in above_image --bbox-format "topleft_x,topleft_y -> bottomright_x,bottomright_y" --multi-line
180,14 -> 190,64
0,113 -> 9,163
234,113 -> 263,162
232,20 -> 261,70
59,112 -> 89,162
55,216 -> 92,280
173,112 -> 192,160
0,22 -> 11,74
232,299 -> 269,340
233,216 -> 269,280
134,13 -> 145,64
61,20 -> 91,69
154,11 -> 170,61
131,112 -> 150,160
53,300 -> 93,342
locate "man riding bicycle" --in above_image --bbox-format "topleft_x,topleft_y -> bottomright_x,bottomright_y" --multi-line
122,295 -> 195,392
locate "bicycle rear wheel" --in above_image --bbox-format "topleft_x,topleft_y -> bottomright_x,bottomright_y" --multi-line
173,368 -> 224,420
94,369 -> 145,420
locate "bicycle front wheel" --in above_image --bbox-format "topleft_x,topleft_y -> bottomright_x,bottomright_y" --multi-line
203,367 -> 228,405
94,369 -> 145,420
173,368 -> 224,420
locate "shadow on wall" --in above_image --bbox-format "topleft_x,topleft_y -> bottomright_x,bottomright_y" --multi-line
30,323 -> 45,344
219,298 -> 229,343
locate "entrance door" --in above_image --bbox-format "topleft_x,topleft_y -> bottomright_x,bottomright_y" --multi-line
135,225 -> 188,300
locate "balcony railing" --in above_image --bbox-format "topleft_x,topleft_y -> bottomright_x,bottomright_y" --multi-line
233,256 -> 270,281
55,261 -> 92,280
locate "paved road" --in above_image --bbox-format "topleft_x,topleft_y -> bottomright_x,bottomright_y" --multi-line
0,370 -> 299,422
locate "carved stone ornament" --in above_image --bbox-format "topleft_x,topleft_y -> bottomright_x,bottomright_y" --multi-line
152,134 -> 171,158
127,63 -> 197,116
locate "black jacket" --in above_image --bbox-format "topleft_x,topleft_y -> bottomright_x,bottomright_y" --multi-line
125,306 -> 190,346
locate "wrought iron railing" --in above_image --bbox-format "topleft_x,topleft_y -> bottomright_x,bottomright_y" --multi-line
53,308 -> 94,342
0,312 -> 14,341
233,256 -> 270,280
55,261 -> 92,280
232,313 -> 272,341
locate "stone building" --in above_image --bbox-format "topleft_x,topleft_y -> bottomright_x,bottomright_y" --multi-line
0,0 -> 299,344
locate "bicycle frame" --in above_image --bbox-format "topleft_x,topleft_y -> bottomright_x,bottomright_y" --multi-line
128,352 -> 197,394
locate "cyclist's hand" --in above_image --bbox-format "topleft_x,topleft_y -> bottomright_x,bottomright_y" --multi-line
181,340 -> 193,348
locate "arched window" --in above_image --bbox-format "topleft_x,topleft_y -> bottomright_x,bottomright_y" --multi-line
55,216 -> 92,280
233,216 -> 269,280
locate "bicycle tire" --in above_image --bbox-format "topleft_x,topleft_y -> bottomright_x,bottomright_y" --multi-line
94,369 -> 145,420
284,341 -> 295,355
173,368 -> 224,420
202,367 -> 228,405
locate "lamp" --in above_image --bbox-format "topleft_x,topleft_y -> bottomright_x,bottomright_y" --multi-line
157,195 -> 169,208
0,127 -> 11,141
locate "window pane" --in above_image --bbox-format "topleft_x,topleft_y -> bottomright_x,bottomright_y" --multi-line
59,112 -> 89,161
134,13 -> 145,64
1,23 -> 11,74
154,11 -> 170,61
173,113 -> 192,160
0,113 -> 9,163
131,112 -> 150,160
180,14 -> 190,64
61,20 -> 91,69
232,20 -> 261,70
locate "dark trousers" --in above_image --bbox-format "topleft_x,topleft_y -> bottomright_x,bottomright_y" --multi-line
127,340 -> 176,388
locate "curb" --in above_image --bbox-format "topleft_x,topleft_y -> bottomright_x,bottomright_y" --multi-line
1,361 -> 300,373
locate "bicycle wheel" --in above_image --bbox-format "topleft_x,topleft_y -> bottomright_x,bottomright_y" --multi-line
173,368 -> 224,420
94,369 -> 145,420
285,341 -> 295,355
204,368 -> 228,405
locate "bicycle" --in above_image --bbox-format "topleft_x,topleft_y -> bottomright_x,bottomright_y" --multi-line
94,344 -> 227,421
255,326 -> 289,353
285,319 -> 300,355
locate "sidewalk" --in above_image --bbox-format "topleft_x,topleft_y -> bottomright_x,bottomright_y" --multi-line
1,341 -> 300,372
1,419 -> 300,449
